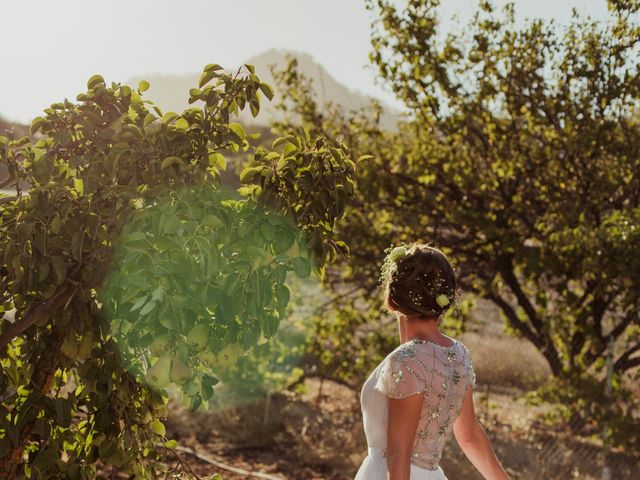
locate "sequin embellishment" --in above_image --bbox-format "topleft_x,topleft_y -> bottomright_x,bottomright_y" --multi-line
373,339 -> 476,471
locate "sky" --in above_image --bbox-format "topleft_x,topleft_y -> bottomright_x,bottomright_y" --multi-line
1,0 -> 612,125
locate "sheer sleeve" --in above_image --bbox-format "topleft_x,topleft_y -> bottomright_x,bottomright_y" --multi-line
460,342 -> 476,388
374,345 -> 427,399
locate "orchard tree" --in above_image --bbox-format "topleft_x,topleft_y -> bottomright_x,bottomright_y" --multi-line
363,0 -> 640,375
272,0 -> 640,449
0,62 -> 356,478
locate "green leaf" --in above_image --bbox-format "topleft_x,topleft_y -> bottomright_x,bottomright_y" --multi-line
151,419 -> 166,436
159,312 -> 181,331
51,256 -> 67,285
138,80 -> 150,92
291,257 -> 311,279
30,117 -> 47,135
275,284 -> 290,309
151,285 -> 165,302
283,143 -> 297,158
239,166 -> 263,184
74,178 -> 84,195
121,231 -> 146,243
174,118 -> 189,130
71,231 -> 83,262
143,113 -> 157,127
228,122 -> 245,141
237,185 -> 259,196
259,82 -> 275,101
208,152 -> 226,170
129,295 -> 149,312
199,70 -> 217,88
160,156 -> 183,170
272,137 -> 288,149
250,98 -> 260,118
202,374 -> 220,389
202,214 -> 225,228
161,111 -> 178,124
139,300 -> 157,316
50,215 -> 63,235
87,74 -> 105,90
203,63 -> 224,73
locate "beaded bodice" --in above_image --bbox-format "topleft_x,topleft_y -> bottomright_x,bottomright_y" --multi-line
359,337 -> 476,471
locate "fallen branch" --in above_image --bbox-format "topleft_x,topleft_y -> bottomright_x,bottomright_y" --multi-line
172,444 -> 285,480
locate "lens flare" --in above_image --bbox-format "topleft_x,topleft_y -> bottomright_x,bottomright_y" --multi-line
97,182 -> 322,411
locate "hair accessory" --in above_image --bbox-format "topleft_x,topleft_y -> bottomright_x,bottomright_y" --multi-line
379,243 -> 412,287
388,245 -> 409,263
436,294 -> 450,308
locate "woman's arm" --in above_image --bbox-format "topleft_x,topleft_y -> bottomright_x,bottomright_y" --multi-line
386,394 -> 424,480
452,386 -> 510,480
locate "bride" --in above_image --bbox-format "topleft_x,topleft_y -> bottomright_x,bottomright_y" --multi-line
355,243 -> 510,480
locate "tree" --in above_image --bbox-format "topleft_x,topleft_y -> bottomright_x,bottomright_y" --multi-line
272,0 -> 640,449
0,63 -> 356,478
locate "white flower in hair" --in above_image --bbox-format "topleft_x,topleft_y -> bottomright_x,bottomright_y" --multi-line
436,294 -> 450,308
388,245 -> 409,263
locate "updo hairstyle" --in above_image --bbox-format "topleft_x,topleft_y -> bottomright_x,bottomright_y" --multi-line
379,242 -> 457,321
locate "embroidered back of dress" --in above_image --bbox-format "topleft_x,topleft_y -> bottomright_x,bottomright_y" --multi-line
374,338 -> 476,470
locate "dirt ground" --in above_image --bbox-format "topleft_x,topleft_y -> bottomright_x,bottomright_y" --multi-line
97,299 -> 638,479
150,376 -> 637,480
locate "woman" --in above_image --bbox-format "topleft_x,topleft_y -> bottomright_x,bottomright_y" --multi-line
355,242 -> 510,480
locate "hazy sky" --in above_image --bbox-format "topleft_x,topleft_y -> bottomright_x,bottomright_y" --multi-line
2,0 -> 610,124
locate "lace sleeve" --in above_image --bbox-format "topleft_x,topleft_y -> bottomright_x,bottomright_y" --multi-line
374,345 -> 427,399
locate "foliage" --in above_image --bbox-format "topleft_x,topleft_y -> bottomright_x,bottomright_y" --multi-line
270,0 -> 640,449
266,54 -> 476,387
0,62 -> 356,477
214,321 -> 306,406
102,184 -> 313,409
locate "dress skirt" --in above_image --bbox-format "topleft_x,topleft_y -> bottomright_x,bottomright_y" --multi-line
354,447 -> 448,480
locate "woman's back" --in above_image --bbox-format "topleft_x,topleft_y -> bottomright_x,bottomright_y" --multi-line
356,336 -> 476,478
356,242 -> 508,479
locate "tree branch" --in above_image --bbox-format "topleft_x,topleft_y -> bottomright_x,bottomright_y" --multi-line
486,290 -> 562,375
0,283 -> 75,352
485,291 -> 540,348
614,341 -> 640,373
498,256 -> 544,333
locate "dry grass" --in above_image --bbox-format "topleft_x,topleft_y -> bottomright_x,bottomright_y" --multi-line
459,297 -> 551,389
461,331 -> 551,389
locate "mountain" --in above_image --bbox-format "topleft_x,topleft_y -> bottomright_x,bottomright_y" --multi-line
0,116 -> 29,139
126,49 -> 400,130
1,51 -> 400,193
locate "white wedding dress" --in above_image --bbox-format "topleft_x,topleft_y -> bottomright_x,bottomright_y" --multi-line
355,337 -> 476,479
